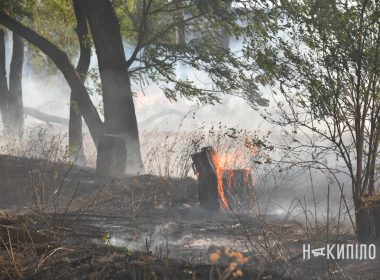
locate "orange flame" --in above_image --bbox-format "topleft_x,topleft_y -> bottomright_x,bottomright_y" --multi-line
210,151 -> 229,209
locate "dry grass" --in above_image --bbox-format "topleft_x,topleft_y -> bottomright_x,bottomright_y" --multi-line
0,127 -> 108,225
0,210 -> 66,279
0,127 -> 70,162
141,120 -> 268,179
0,128 -> 103,279
0,123 -> 361,279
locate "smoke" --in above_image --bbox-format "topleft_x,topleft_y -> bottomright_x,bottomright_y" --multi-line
0,32 -> 354,224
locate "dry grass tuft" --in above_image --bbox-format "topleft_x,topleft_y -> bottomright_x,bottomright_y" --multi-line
0,211 -> 66,279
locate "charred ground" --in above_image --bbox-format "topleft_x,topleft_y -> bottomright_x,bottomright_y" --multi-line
0,155 -> 379,280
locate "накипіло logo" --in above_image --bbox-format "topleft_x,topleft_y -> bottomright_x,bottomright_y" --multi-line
303,244 -> 376,260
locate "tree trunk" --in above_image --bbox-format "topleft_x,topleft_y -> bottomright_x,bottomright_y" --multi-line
8,33 -> 24,135
0,29 -> 8,127
0,29 -> 24,136
81,0 -> 144,174
356,197 -> 380,245
96,134 -> 126,178
69,0 -> 91,164
191,147 -> 222,210
0,13 -> 103,146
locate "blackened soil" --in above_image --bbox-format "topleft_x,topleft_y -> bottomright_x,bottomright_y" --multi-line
1,155 -> 379,279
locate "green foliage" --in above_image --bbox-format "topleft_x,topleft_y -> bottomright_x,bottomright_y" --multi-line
252,0 -> 380,118
26,0 -> 78,74
0,0 -> 30,16
251,0 -> 380,197
1,0 -> 80,75
113,0 -> 141,44
115,0 -> 271,107
134,37 -> 267,105
2,0 -> 272,107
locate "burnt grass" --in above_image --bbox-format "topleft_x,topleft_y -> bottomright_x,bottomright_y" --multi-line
2,209 -> 284,280
0,155 -> 379,279
0,155 -> 285,280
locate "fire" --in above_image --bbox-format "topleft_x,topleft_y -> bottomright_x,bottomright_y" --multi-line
211,150 -> 254,210
209,150 -> 229,209
218,153 -> 236,169
225,169 -> 235,190
191,145 -> 256,211
217,148 -> 256,170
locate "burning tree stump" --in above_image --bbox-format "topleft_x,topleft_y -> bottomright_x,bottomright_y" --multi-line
191,147 -> 221,209
191,147 -> 254,211
222,169 -> 254,210
357,194 -> 380,244
96,134 -> 126,177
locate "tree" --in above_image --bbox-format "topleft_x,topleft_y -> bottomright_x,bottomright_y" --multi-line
0,0 -> 89,159
110,0 -> 270,171
80,0 -> 143,173
1,0 -> 270,175
0,13 -> 104,144
251,0 -> 380,242
114,0 -> 269,106
0,29 -> 24,136
26,0 -> 89,163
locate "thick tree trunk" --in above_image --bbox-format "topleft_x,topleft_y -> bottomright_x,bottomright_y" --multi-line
0,29 -> 24,136
0,29 -> 8,126
69,0 -> 91,164
81,0 -> 144,174
356,198 -> 380,245
8,33 -> 24,135
96,134 -> 126,178
354,168 -> 380,244
0,13 -> 103,146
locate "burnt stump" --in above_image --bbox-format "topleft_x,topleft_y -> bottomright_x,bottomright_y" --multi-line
191,147 -> 220,210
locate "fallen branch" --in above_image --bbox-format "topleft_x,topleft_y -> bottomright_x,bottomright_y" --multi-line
24,107 -> 69,125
